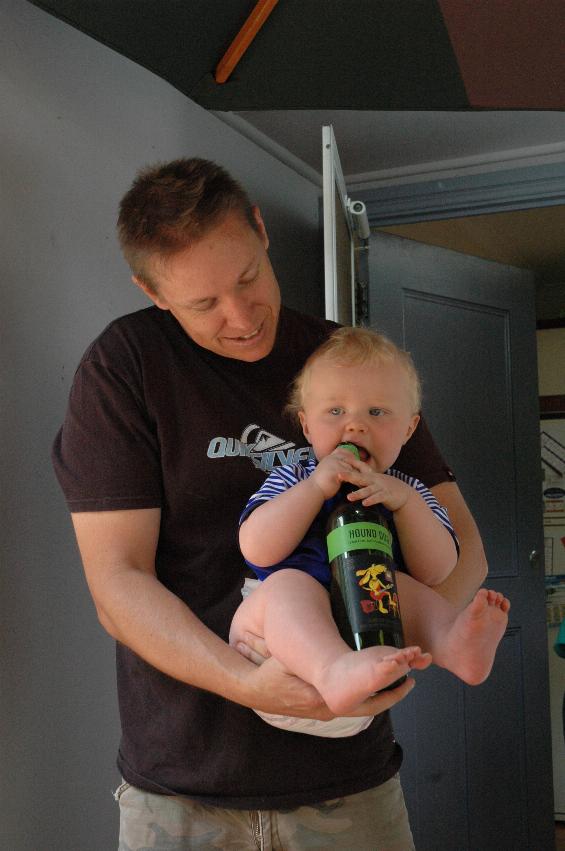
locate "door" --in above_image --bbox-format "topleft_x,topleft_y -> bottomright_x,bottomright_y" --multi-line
369,232 -> 554,850
322,124 -> 356,325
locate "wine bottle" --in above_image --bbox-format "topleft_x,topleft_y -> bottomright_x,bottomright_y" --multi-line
326,443 -> 405,690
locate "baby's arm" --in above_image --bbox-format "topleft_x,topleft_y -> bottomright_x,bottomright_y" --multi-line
342,460 -> 458,586
240,476 -> 325,567
389,483 -> 458,585
240,450 -> 355,568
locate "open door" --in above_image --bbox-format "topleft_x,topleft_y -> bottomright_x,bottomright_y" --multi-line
322,125 -> 370,325
369,231 -> 554,850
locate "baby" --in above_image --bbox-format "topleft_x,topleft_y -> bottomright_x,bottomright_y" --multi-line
231,327 -> 509,736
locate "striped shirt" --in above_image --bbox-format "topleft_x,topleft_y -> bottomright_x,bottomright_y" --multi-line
240,458 -> 458,586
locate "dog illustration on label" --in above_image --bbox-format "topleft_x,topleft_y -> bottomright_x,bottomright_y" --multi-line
356,563 -> 399,617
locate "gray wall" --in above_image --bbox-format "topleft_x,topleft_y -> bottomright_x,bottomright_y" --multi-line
1,2 -> 323,849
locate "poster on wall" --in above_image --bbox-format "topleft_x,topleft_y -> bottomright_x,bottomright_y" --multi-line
541,415 -> 565,578
542,422 -> 565,520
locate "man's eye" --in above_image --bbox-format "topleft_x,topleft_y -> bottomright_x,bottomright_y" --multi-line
240,270 -> 259,286
192,300 -> 215,312
369,408 -> 384,417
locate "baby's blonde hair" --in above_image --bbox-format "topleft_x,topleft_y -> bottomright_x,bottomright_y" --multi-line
287,327 -> 422,419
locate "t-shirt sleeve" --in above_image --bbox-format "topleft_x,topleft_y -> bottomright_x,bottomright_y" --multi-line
52,359 -> 163,511
394,416 -> 456,488
239,465 -> 303,525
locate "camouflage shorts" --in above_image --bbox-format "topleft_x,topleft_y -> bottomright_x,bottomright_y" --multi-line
114,773 -> 415,850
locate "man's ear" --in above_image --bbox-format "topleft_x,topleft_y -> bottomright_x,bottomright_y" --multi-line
132,275 -> 168,310
251,206 -> 269,250
403,414 -> 421,444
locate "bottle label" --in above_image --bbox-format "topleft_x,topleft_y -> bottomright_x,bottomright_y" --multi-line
327,521 -> 393,562
333,551 -> 402,637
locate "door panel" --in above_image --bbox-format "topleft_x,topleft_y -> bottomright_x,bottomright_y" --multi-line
465,629 -> 529,849
369,232 -> 554,851
403,290 -> 517,576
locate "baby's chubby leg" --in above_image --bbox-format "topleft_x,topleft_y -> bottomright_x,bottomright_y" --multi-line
436,589 -> 509,684
229,580 -> 273,654
230,569 -> 430,715
397,574 -> 509,685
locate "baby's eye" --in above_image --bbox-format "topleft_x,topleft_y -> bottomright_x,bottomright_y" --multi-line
329,407 -> 343,416
369,408 -> 384,417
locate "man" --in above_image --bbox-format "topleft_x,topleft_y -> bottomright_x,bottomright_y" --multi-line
53,158 -> 487,850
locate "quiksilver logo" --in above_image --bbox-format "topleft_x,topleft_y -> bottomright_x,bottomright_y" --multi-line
207,423 -> 314,471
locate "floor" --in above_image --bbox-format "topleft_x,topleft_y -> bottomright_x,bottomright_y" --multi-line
556,821 -> 565,851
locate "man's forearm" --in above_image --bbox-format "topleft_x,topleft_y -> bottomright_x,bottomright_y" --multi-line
96,565 -> 260,703
72,508 -> 332,717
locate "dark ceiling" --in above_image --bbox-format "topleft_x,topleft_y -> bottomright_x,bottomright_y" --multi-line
27,0 -> 565,110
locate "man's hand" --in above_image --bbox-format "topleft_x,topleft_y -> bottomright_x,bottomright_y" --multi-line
235,631 -> 416,718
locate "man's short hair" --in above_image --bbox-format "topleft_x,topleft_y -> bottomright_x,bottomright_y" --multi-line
287,326 -> 422,416
117,158 -> 259,289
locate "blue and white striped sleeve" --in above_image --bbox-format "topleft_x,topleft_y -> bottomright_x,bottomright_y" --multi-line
239,463 -> 312,526
387,468 -> 459,553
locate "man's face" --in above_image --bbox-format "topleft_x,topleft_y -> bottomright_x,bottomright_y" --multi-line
135,208 -> 281,362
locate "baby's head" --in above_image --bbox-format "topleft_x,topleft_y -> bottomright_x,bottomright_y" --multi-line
287,327 -> 421,470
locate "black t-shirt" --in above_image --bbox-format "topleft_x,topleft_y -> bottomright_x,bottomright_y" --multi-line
52,305 -> 454,808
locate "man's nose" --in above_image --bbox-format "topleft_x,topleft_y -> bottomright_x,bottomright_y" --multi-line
222,294 -> 255,328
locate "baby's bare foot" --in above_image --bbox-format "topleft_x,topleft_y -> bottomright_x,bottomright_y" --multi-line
315,645 -> 429,715
440,588 -> 509,685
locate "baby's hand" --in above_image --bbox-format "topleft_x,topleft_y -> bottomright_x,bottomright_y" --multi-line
341,459 -> 413,512
309,447 -> 359,500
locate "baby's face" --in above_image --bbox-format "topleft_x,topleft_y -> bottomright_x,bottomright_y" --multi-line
298,357 -> 420,473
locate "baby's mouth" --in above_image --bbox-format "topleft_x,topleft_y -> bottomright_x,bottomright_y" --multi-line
355,446 -> 370,462
340,442 -> 370,462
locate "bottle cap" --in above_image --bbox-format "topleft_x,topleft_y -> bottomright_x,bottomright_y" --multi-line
338,442 -> 360,460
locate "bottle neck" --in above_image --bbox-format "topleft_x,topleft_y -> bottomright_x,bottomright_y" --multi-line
337,483 -> 387,522
339,481 -> 357,498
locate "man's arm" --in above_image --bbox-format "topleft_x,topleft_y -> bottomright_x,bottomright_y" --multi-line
72,507 -> 414,716
428,482 -> 488,609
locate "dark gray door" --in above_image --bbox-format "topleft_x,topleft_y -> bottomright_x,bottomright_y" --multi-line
369,232 -> 554,851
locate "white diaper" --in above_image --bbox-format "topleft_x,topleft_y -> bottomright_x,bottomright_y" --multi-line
240,577 -> 374,738
254,709 -> 373,738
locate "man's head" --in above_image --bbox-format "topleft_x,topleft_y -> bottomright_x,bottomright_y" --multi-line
117,158 -> 281,361
118,158 -> 260,289
287,327 -> 421,471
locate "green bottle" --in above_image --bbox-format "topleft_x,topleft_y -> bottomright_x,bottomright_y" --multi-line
327,443 -> 406,690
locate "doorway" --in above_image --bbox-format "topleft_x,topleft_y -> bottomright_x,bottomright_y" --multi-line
375,205 -> 565,847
